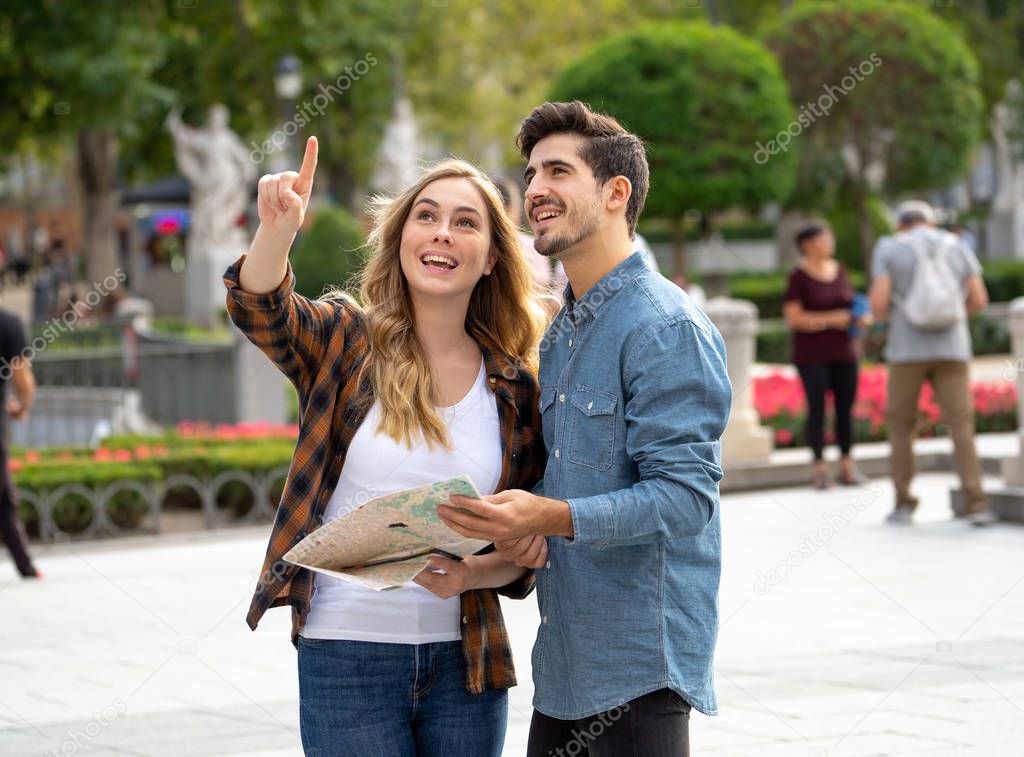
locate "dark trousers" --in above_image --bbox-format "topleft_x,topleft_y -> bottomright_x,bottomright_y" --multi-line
796,361 -> 859,461
526,688 -> 690,757
0,440 -> 35,576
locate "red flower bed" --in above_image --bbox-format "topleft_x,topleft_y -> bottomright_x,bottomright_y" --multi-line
754,365 -> 1018,448
176,420 -> 299,440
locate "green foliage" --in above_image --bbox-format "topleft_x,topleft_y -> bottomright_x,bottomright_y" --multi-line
969,311 -> 1010,356
404,0 -> 690,166
730,275 -> 792,320
148,317 -> 233,344
1,1 -> 424,204
13,439 -> 295,535
15,461 -> 162,536
148,444 -> 295,480
826,193 -> 894,273
755,320 -> 791,364
30,324 -> 122,352
731,270 -> 869,319
755,310 -> 1009,365
550,22 -> 796,221
981,259 -> 1024,302
738,258 -> 1024,330
638,218 -> 776,244
0,3 -> 170,150
762,1 -> 984,196
742,256 -> 1020,359
291,205 -> 367,299
14,461 -> 163,492
920,0 -> 1024,115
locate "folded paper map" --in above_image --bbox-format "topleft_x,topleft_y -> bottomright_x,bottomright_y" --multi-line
282,475 -> 489,591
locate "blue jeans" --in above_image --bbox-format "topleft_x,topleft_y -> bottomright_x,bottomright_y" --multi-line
297,637 -> 508,756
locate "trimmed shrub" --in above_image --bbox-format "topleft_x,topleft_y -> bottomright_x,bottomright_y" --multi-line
291,205 -> 366,299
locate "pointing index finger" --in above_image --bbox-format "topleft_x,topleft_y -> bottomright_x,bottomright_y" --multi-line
295,136 -> 318,191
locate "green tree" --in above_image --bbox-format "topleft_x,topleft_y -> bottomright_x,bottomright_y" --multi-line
919,0 -> 1023,114
0,0 -> 416,291
762,1 -> 984,270
0,1 -> 169,284
549,21 -> 797,273
129,0 -> 412,207
403,0 -> 692,168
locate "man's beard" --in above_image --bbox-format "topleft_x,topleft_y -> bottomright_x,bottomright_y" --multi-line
533,200 -> 602,258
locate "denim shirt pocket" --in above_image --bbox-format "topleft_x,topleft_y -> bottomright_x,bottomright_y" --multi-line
568,386 -> 617,471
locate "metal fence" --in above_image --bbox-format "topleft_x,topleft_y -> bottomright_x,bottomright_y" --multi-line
18,464 -> 290,543
14,320 -> 238,447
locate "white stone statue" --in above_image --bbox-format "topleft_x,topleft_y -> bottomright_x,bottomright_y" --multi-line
369,95 -> 421,197
166,104 -> 256,325
991,80 -> 1023,214
988,80 -> 1024,259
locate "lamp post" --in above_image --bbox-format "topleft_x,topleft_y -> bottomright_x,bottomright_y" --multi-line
274,54 -> 303,170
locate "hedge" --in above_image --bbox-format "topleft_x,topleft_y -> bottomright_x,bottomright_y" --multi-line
734,260 -> 1024,321
12,434 -> 296,536
757,310 -> 1011,365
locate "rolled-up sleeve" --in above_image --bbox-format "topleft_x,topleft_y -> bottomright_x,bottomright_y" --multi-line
496,570 -> 536,599
567,317 -> 732,549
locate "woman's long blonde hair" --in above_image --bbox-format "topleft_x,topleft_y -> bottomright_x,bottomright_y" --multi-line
357,159 -> 546,449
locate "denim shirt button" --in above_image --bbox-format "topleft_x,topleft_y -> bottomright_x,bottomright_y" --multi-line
542,615 -> 548,624
554,449 -> 560,459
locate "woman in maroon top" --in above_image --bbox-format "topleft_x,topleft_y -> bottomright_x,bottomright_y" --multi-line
783,224 -> 871,489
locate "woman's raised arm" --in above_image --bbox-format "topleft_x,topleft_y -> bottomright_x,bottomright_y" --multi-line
226,136 -> 355,392
239,136 -> 318,294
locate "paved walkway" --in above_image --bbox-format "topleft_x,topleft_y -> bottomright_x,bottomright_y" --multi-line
1,470 -> 1023,756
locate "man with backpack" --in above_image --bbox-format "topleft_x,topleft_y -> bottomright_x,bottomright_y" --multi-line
868,200 -> 994,526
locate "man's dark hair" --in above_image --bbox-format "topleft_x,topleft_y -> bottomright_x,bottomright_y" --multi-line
517,100 -> 649,237
794,224 -> 827,253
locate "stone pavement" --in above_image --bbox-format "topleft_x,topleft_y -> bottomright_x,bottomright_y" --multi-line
1,470 -> 1022,756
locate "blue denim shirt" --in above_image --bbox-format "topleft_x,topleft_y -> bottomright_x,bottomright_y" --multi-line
533,252 -> 731,719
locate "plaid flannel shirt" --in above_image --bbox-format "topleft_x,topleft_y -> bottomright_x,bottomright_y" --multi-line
223,255 -> 544,693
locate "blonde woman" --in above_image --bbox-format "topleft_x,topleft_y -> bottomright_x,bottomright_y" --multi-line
224,137 -> 548,756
